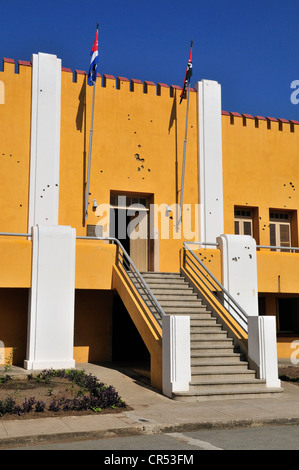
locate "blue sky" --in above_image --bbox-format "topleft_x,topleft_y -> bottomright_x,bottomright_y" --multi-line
1,0 -> 299,120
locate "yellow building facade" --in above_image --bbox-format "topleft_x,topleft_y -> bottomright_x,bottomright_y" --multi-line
0,52 -> 297,395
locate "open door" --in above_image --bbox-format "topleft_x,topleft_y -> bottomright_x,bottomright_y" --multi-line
110,194 -> 150,272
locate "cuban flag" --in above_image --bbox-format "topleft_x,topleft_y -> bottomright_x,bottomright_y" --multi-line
87,26 -> 99,86
180,41 -> 193,104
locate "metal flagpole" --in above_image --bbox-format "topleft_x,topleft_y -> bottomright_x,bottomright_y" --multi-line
178,40 -> 193,230
84,23 -> 99,222
178,78 -> 191,229
84,81 -> 96,221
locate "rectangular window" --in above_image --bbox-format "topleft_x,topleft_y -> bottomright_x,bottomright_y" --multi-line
269,211 -> 292,252
234,209 -> 253,237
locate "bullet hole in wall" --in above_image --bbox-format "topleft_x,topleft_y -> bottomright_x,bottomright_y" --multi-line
134,153 -> 144,161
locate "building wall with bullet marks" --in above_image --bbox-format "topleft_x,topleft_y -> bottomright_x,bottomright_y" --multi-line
1,55 -> 299,363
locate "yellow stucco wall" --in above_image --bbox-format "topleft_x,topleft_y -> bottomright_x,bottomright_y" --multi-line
0,59 -> 31,234
222,113 -> 299,290
59,72 -> 198,274
222,114 -> 299,239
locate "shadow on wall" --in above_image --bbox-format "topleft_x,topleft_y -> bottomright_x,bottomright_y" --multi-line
168,89 -> 179,209
75,77 -> 87,228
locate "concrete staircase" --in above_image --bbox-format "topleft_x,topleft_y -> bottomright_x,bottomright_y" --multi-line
133,271 -> 282,401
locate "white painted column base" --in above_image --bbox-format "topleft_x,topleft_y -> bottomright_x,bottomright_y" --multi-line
162,315 -> 191,397
24,225 -> 76,370
248,316 -> 281,388
217,234 -> 259,317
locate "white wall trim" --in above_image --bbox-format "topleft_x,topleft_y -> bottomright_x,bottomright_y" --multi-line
28,53 -> 61,231
195,79 -> 224,245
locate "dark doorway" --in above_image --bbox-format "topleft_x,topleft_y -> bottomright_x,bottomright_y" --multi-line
112,293 -> 150,366
277,298 -> 299,333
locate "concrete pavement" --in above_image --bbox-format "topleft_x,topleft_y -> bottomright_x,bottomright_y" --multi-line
0,362 -> 299,448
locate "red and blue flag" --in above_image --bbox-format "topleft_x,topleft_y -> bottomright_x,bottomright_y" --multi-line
87,25 -> 99,86
180,42 -> 193,103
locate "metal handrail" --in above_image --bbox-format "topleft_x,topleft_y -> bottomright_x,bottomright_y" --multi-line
257,244 -> 299,252
0,232 -> 31,237
183,241 -> 248,334
76,236 -> 165,326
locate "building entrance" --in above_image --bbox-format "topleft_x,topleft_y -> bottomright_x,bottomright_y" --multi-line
110,193 -> 151,272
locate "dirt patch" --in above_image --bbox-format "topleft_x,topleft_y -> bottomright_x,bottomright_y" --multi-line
0,371 -> 130,420
279,366 -> 299,385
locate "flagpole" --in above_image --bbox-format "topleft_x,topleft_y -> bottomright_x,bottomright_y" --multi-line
84,23 -> 99,222
178,40 -> 193,229
84,81 -> 96,221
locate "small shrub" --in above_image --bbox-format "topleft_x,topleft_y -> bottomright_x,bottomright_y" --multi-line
35,401 -> 46,413
22,397 -> 36,413
0,397 -> 16,416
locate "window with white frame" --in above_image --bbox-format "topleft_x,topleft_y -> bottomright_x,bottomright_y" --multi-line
269,212 -> 291,251
234,209 -> 253,237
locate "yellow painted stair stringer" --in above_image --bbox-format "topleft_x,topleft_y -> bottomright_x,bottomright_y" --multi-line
112,265 -> 163,391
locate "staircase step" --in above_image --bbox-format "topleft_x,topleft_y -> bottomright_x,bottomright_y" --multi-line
155,299 -> 204,308
154,293 -> 199,300
191,332 -> 229,341
189,314 -> 216,321
191,336 -> 233,346
172,387 -> 283,402
191,363 -> 250,372
191,354 -> 244,365
190,344 -> 240,364
146,288 -> 195,295
141,272 -> 181,279
190,325 -> 223,333
189,378 -> 267,391
190,318 -> 218,325
143,283 -> 191,290
163,307 -> 212,314
191,372 -> 257,382
145,277 -> 188,284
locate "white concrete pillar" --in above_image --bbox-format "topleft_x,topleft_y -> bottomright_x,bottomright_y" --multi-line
24,225 -> 76,370
248,316 -> 281,388
162,315 -> 191,397
217,234 -> 259,317
28,53 -> 61,229
195,79 -> 224,245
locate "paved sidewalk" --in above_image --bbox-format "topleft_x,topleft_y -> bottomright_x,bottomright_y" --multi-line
0,362 -> 299,448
